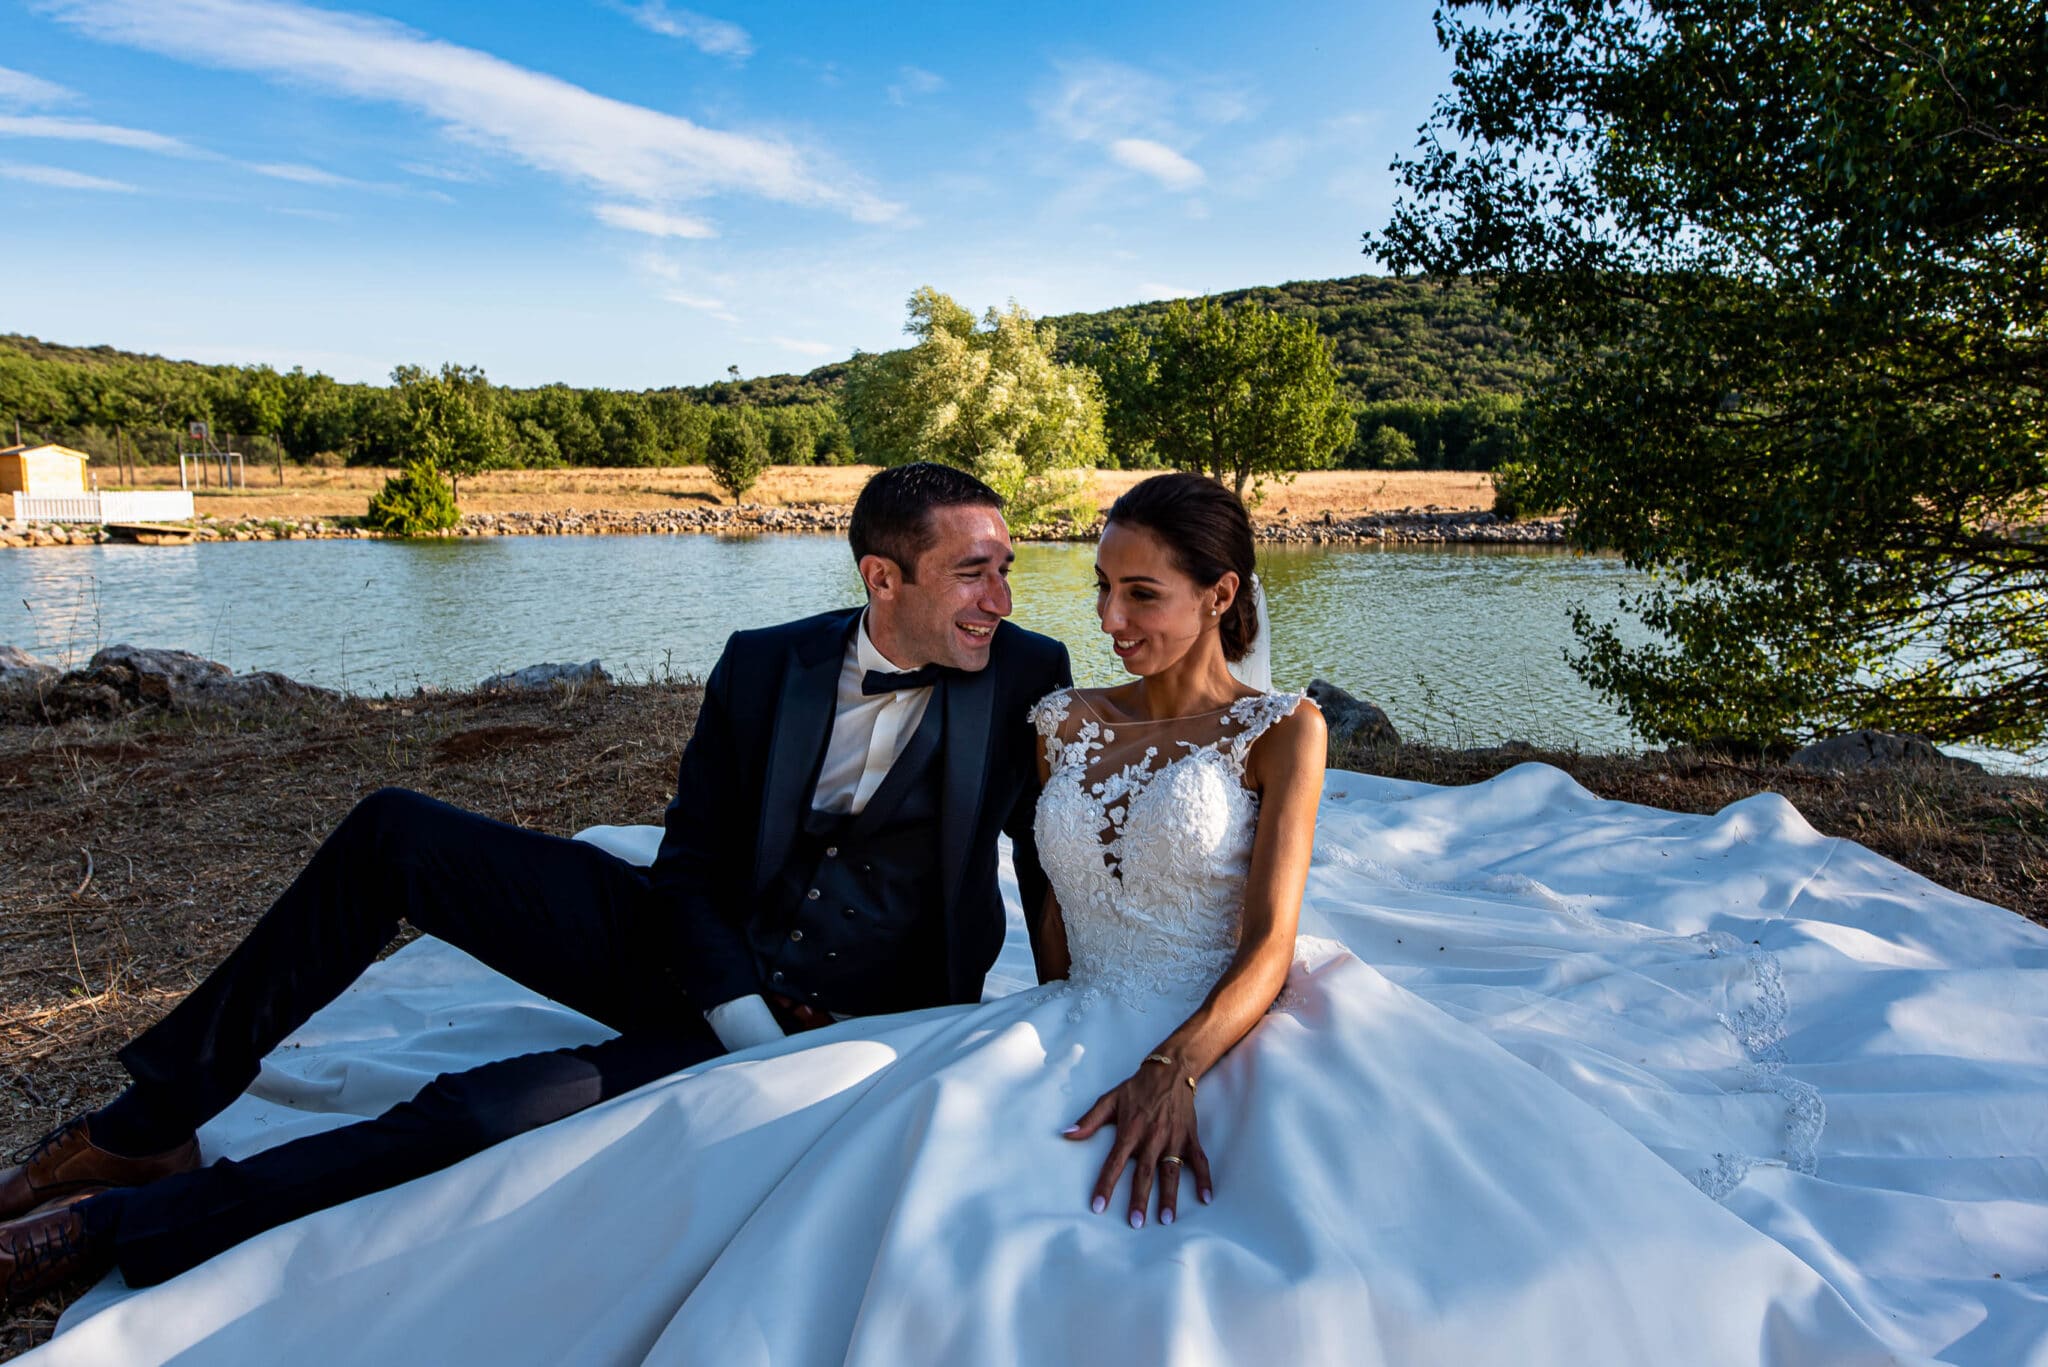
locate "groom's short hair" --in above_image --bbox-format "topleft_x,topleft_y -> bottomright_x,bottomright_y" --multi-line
849,463 -> 1004,583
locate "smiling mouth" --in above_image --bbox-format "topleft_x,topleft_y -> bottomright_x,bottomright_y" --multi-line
958,622 -> 995,640
1114,638 -> 1140,651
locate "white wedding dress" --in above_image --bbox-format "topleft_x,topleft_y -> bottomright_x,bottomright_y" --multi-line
33,689 -> 2040,1364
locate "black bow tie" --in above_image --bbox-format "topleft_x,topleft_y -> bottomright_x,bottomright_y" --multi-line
861,665 -> 954,695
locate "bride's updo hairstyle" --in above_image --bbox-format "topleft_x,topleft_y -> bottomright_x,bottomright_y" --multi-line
1104,472 -> 1259,663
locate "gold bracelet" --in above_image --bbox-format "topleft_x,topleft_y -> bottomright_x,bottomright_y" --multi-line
1143,1053 -> 1198,1095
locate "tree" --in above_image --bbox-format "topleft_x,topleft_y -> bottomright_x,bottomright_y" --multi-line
842,287 -> 1107,527
704,409 -> 770,502
1375,0 -> 2048,753
391,363 -> 511,499
1085,298 -> 1354,500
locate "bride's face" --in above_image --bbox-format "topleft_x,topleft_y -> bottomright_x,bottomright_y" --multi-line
1095,521 -> 1232,677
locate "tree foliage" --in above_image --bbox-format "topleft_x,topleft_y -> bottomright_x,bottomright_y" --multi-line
842,288 -> 1106,527
1087,298 -> 1355,500
365,459 -> 460,536
1376,0 -> 2048,753
704,409 -> 771,501
391,363 -> 513,498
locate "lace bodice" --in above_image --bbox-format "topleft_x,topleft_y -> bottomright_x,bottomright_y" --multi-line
1030,687 -> 1310,1008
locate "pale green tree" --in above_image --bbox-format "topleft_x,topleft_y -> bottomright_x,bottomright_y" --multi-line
843,287 -> 1107,527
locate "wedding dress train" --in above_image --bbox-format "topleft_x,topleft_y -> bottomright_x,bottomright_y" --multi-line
34,694 -> 2044,1364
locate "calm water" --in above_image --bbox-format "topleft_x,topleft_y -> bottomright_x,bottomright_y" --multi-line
3,533 -> 2028,768
3,533 -> 1651,751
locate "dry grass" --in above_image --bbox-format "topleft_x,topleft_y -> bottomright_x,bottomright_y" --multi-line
107,465 -> 1496,524
5,686 -> 2036,1353
0,683 -> 703,1356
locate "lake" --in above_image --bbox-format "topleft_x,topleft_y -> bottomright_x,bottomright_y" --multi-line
2,532 -> 2026,768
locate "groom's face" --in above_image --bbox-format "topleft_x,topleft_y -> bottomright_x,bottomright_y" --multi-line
866,503 -> 1015,671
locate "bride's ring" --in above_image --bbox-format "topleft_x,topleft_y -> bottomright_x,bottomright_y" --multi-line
1159,1156 -> 1184,1168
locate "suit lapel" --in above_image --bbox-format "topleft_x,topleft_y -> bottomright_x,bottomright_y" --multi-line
752,611 -> 857,894
938,661 -> 995,933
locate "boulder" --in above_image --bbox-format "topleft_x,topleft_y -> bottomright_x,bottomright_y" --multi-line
90,644 -> 231,704
1788,729 -> 1984,775
479,660 -> 612,692
0,645 -> 57,693
1306,678 -> 1401,749
28,645 -> 338,721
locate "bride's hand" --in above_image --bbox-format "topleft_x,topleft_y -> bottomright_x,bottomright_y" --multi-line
1063,1060 -> 1213,1228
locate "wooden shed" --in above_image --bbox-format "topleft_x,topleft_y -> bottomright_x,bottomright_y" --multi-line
0,444 -> 91,495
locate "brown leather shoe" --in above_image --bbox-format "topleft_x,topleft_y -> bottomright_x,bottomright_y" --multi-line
0,1117 -> 199,1221
0,1201 -> 110,1311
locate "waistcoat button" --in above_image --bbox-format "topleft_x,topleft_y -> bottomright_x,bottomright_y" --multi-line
789,929 -> 804,942
824,846 -> 839,857
806,888 -> 821,900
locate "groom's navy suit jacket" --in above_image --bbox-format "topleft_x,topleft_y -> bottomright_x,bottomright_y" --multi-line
647,607 -> 1072,1017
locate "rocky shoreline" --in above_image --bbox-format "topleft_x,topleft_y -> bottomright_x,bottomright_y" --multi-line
0,503 -> 1567,548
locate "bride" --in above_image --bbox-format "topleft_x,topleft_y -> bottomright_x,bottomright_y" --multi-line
26,474 -> 1913,1365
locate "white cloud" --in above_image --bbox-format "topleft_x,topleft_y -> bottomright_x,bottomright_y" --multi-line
769,336 -> 836,357
1107,138 -> 1203,191
249,161 -> 377,187
0,159 -> 139,191
400,160 -> 488,183
596,202 -> 718,239
0,66 -> 80,107
0,112 -> 200,155
1033,59 -> 1240,197
662,291 -> 738,322
271,205 -> 346,220
886,66 -> 945,107
609,2 -> 752,60
37,0 -> 900,226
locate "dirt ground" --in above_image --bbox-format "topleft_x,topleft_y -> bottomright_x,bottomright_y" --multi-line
3,685 -> 2040,1353
109,465 -> 1497,523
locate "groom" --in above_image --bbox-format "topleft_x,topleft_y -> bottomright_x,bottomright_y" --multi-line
0,462 -> 1071,1307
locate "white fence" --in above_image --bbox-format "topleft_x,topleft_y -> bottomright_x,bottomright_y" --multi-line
12,491 -> 196,523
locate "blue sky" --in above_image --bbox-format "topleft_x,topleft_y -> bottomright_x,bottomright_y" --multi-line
0,1 -> 1450,388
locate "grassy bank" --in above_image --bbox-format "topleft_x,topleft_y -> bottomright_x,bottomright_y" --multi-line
3,682 -> 2040,1352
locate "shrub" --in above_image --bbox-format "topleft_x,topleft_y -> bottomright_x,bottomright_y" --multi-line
1489,460 -> 1555,522
366,459 -> 460,535
1364,426 -> 1420,470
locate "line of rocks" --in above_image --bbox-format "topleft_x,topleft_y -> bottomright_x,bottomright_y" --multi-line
2,504 -> 1568,548
2,645 -> 614,723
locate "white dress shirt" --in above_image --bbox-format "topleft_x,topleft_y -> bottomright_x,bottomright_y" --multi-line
705,612 -> 937,1052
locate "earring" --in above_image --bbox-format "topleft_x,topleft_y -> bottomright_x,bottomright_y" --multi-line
1209,608 -> 1219,617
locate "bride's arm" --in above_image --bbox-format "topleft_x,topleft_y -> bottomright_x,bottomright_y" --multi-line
1063,699 -> 1327,1228
1031,737 -> 1073,983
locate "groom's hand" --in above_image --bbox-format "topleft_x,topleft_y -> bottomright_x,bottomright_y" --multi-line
766,993 -> 834,1033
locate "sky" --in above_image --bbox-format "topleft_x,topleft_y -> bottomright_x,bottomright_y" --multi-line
0,1 -> 1452,389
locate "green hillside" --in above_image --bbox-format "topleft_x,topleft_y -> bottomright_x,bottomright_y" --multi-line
1,274 -> 1533,471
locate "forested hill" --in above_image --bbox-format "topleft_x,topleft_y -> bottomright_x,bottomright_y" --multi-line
672,274 -> 1536,408
1044,275 -> 1536,403
3,274 -> 1529,410
1,274 -> 1534,471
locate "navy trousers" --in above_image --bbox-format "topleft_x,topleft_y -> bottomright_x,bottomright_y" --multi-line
105,787 -> 721,1286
